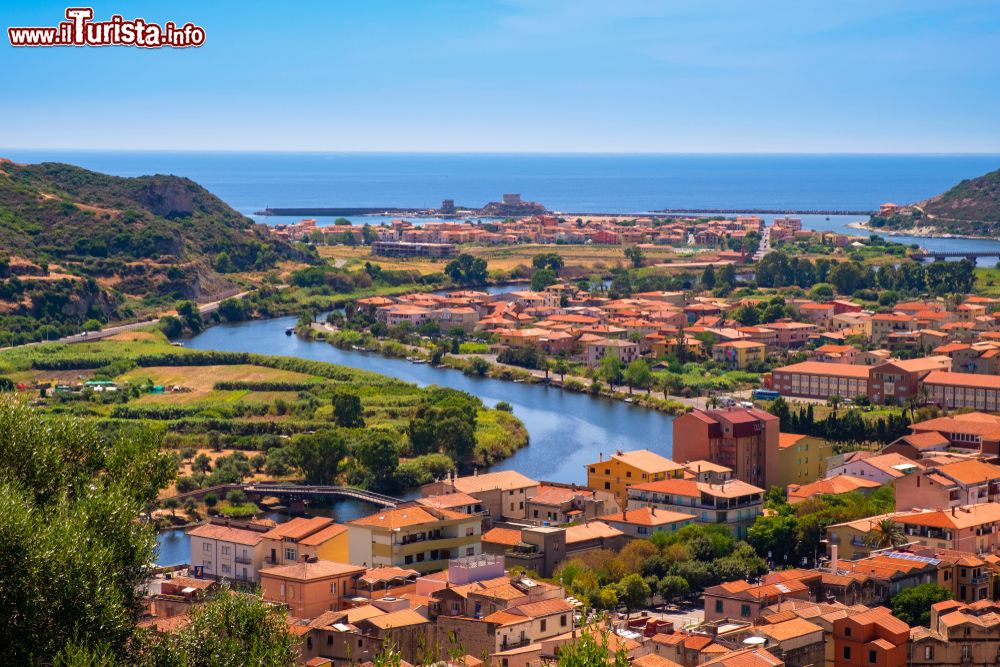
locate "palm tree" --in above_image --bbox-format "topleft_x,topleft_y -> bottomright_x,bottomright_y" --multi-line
554,357 -> 570,383
864,518 -> 906,550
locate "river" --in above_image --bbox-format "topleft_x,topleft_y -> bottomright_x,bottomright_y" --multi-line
155,315 -> 676,565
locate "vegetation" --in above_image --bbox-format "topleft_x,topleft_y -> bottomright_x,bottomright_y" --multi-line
0,161 -> 312,344
890,583 -> 953,627
870,167 -> 1000,236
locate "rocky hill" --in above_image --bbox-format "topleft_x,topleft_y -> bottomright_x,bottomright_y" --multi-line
0,159 -> 312,343
868,167 -> 1000,236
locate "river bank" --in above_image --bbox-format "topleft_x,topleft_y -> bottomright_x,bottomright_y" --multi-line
846,219 -> 994,241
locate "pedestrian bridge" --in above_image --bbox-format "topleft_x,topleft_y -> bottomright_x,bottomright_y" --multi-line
910,250 -> 1000,262
242,483 -> 401,508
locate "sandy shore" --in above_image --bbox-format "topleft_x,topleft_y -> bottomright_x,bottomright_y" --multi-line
847,220 -> 991,240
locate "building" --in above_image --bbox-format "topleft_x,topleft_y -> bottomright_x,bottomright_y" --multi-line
371,240 -> 456,258
187,521 -> 267,583
787,475 -> 883,505
259,559 -> 366,618
908,412 -> 1000,455
672,407 -> 780,489
585,449 -> 685,501
260,517 -> 349,567
585,337 -> 640,367
868,356 -> 951,405
824,452 -> 922,485
421,470 -> 539,521
910,599 -> 1000,666
703,579 -> 812,623
712,340 -> 766,369
627,477 -> 765,539
832,606 -> 909,667
922,371 -> 1000,411
894,460 -> 1000,512
347,504 -> 483,573
598,507 -> 697,538
774,433 -> 833,491
524,484 -> 619,526
767,361 -> 871,401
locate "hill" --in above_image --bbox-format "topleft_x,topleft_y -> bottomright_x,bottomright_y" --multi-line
0,159 -> 312,343
868,166 -> 1000,236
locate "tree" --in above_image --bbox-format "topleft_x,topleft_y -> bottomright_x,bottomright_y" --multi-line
556,629 -> 630,667
465,357 -> 490,377
718,263 -> 737,290
864,518 -> 906,550
623,359 -> 652,395
192,453 -> 213,473
531,267 -> 558,291
554,357 -> 570,382
532,253 -> 565,272
290,430 -> 346,485
624,246 -> 645,268
0,398 -> 174,665
890,583 -> 952,627
151,588 -> 298,665
353,431 -> 401,491
702,265 -> 716,289
176,300 -> 204,334
657,575 -> 689,606
616,573 -> 651,614
159,315 -> 185,339
203,492 -> 218,508
444,254 -> 488,286
331,390 -> 365,428
598,356 -> 624,390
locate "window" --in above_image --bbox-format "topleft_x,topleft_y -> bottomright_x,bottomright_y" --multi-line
221,564 -> 230,574
284,548 -> 296,561
923,646 -> 933,660
589,467 -> 595,473
604,482 -> 611,490
626,471 -> 632,478
416,552 -> 425,562
330,582 -> 338,594
466,547 -> 475,556
561,614 -> 567,627
279,583 -> 285,596
203,543 -> 211,552
740,604 -> 750,617
466,527 -> 474,536
868,650 -> 876,663
715,600 -> 723,613
404,555 -> 413,564
221,546 -> 230,555
845,627 -> 852,637
540,619 -> 547,632
843,647 -> 851,660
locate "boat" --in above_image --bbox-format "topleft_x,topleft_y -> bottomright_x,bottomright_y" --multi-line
284,328 -> 294,336
624,398 -> 634,404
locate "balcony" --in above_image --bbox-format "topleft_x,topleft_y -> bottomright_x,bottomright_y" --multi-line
234,555 -> 253,565
499,638 -> 531,651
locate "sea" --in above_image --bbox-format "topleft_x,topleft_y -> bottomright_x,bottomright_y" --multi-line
3,151 -> 1000,260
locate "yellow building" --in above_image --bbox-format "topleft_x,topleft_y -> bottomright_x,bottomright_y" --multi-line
585,449 -> 685,501
773,433 -> 832,491
711,340 -> 766,369
261,517 -> 349,567
346,504 -> 481,574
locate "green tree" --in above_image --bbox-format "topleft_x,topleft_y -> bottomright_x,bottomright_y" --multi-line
598,356 -> 624,390
864,518 -> 906,550
702,265 -> 716,289
444,254 -> 488,286
531,267 -> 558,291
624,246 -> 645,268
290,430 -> 346,485
657,575 -> 689,606
556,629 -> 630,667
622,359 -> 652,396
151,588 -> 297,665
890,583 -> 952,627
353,431 -> 401,491
192,453 -> 212,473
331,390 -> 365,428
0,398 -> 173,665
616,573 -> 651,614
175,300 -> 204,334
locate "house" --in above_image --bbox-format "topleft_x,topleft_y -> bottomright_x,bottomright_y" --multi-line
598,506 -> 697,538
712,340 -> 766,369
672,407 -> 780,489
922,371 -> 1000,411
422,470 -> 539,521
347,504 -> 483,573
260,517 -> 349,567
824,452 -> 922,485
773,433 -> 833,490
832,606 -> 909,667
910,599 -> 1000,666
524,484 -> 619,526
867,356 -> 951,405
584,337 -> 640,367
787,475 -> 883,505
703,579 -> 812,623
881,431 -> 951,460
894,460 -> 1000,511
627,477 -> 765,539
908,412 -> 1000,455
259,559 -> 366,618
585,449 -> 685,501
187,521 -> 267,583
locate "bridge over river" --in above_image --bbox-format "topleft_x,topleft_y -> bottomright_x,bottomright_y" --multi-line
167,482 -> 401,508
911,250 -> 1000,263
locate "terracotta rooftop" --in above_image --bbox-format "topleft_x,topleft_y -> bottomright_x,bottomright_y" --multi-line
187,523 -> 264,546
260,559 -> 365,581
452,470 -> 538,494
599,507 -> 697,527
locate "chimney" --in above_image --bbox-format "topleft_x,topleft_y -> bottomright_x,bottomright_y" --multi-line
830,544 -> 839,573
953,506 -> 957,516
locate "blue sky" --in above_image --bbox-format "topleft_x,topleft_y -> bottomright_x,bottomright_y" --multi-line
2,0 -> 999,152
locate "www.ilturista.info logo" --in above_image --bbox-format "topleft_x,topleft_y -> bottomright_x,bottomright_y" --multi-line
8,7 -> 205,48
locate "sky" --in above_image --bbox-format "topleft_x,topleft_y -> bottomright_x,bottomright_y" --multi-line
2,0 -> 1000,153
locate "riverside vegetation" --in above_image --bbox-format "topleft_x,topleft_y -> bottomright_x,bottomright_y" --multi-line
0,331 -> 528,505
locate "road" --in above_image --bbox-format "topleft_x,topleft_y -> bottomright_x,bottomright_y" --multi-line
1,290 -> 253,350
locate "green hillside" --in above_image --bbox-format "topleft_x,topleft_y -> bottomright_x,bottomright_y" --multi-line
0,159 -> 313,343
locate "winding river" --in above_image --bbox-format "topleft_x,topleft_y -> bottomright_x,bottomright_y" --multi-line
155,315 -> 676,565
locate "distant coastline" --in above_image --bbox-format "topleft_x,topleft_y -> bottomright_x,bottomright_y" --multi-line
847,220 -> 993,241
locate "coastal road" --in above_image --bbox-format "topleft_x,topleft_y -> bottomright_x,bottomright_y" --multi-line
0,290 -> 254,350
